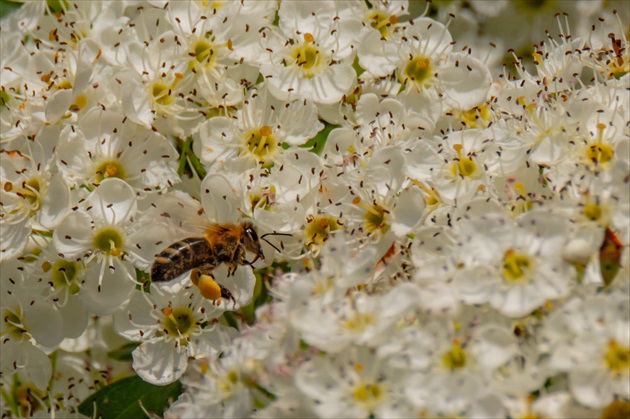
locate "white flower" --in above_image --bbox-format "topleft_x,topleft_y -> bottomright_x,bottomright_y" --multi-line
0,149 -> 70,262
295,345 -> 413,418
341,146 -> 426,239
114,285 -> 236,385
543,294 -> 630,408
52,178 -> 161,314
259,2 -> 360,104
453,210 -> 577,318
405,129 -> 494,203
56,107 -> 179,193
398,319 -> 524,417
291,283 -> 420,353
1,262 -> 62,390
360,17 -> 491,110
166,339 -> 271,418
194,87 -> 323,171
20,242 -> 90,340
114,28 -> 201,136
163,0 -> 270,108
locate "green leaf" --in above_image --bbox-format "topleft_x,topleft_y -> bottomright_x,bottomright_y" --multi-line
107,342 -> 140,362
46,0 -> 69,14
220,311 -> 239,330
78,375 -> 183,419
300,122 -> 337,155
600,227 -> 623,287
176,136 -> 193,177
0,0 -> 22,20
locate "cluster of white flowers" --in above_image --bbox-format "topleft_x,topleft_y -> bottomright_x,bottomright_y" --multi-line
1,1 -> 628,418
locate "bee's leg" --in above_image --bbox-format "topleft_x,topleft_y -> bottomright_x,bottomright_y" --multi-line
194,264 -> 236,308
190,268 -> 200,286
220,286 -> 236,309
226,263 -> 238,277
190,263 -> 217,286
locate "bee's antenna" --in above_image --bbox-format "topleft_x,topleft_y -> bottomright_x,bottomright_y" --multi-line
261,237 -> 282,253
260,231 -> 292,253
260,232 -> 293,239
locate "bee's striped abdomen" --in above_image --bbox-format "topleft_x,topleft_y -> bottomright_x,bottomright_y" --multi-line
151,237 -> 218,282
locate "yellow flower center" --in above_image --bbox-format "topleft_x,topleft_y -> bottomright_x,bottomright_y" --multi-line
94,160 -> 126,184
459,104 -> 491,128
584,123 -> 614,168
192,39 -> 214,65
604,339 -> 630,373
47,259 -> 82,294
56,79 -> 73,90
162,307 -> 195,343
290,34 -> 322,78
343,312 -> 375,332
92,227 -> 124,256
368,11 -> 397,38
2,310 -> 26,341
449,144 -> 478,178
601,400 -> 630,419
353,382 -> 382,402
582,202 -> 603,222
249,185 -> 276,212
354,197 -> 389,233
304,214 -> 339,251
507,182 -> 533,215
151,73 -> 182,106
442,339 -> 467,370
242,126 -> 278,165
585,142 -> 614,166
402,55 -> 432,88
502,249 -> 532,281
189,34 -> 232,70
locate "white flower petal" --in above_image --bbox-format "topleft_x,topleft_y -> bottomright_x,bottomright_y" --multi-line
53,211 -> 93,259
38,174 -> 70,229
133,340 -> 189,385
358,29 -> 399,77
197,117 -> 235,165
569,367 -> 614,409
440,54 -> 491,110
1,340 -> 52,391
58,295 -> 90,339
189,324 -> 238,359
469,324 -> 518,369
86,178 -> 137,226
390,186 -> 425,236
212,264 -> 256,310
0,221 -> 30,262
366,146 -> 406,197
200,174 -> 240,223
80,259 -> 135,316
45,89 -> 73,123
24,298 -> 64,348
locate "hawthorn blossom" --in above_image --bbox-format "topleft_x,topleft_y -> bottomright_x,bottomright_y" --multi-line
52,178 -> 165,314
259,1 -> 361,105
0,2 -> 628,417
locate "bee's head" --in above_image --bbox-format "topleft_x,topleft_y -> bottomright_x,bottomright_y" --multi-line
241,221 -> 264,263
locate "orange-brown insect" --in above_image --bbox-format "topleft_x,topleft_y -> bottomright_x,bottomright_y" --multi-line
151,221 -> 288,303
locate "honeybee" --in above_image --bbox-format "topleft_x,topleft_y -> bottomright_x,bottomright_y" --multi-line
151,221 -> 288,304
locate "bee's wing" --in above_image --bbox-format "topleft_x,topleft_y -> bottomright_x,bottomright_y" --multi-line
205,223 -> 235,237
